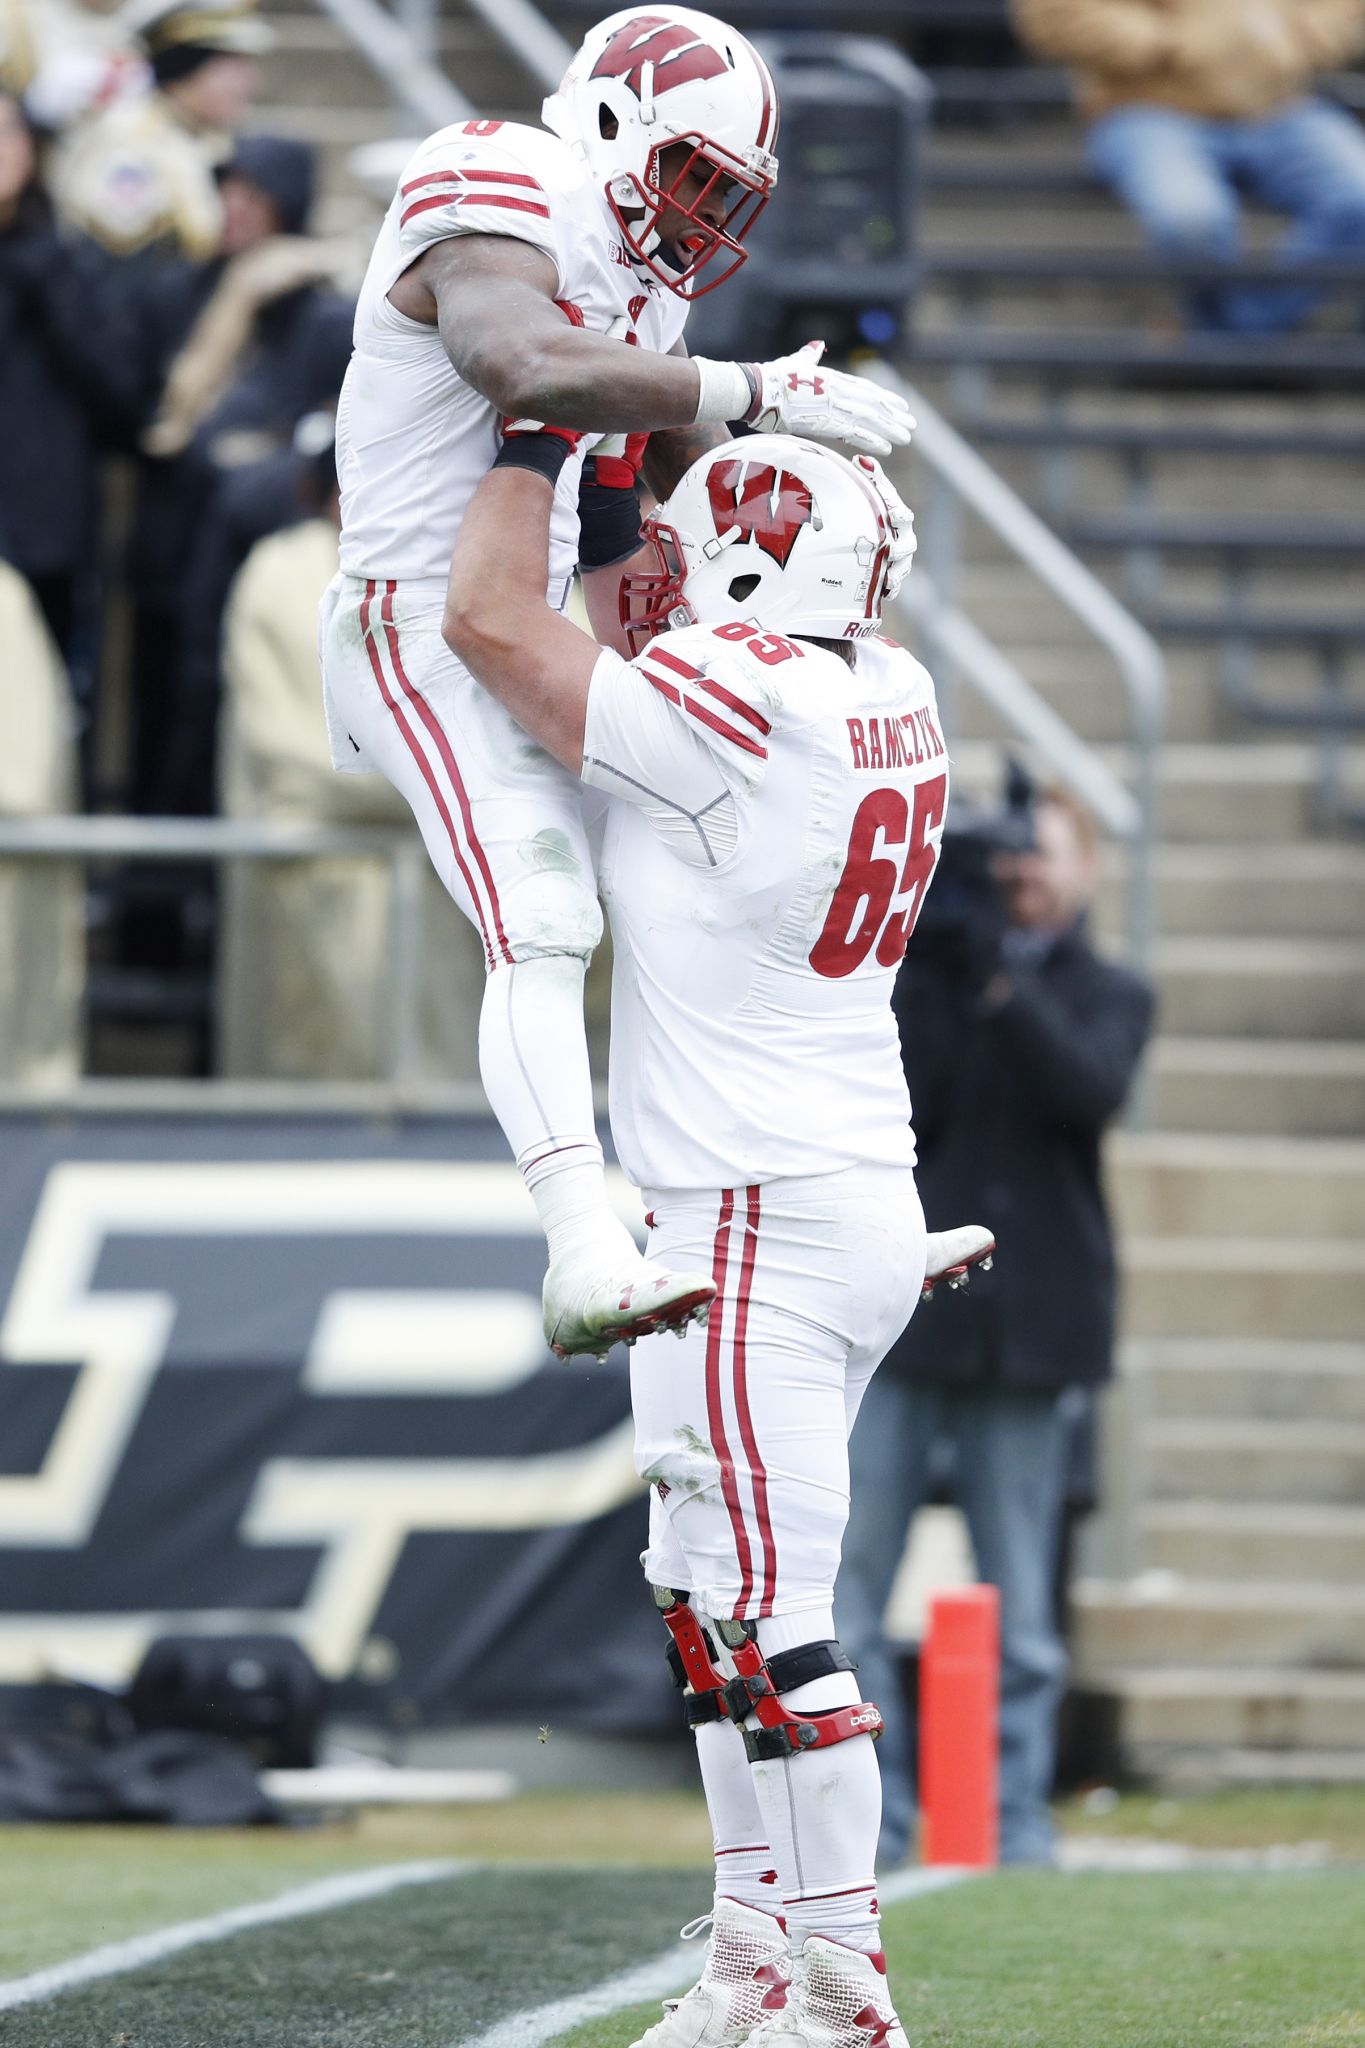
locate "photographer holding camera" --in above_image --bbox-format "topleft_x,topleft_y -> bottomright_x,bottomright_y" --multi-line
836,775 -> 1155,1866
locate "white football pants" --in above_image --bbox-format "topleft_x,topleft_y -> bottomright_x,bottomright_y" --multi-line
321,574 -> 606,1182
633,1163 -> 927,1621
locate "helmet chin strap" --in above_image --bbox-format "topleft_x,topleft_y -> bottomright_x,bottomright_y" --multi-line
702,526 -> 744,562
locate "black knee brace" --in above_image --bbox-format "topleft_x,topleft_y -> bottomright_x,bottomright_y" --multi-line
654,1589 -> 883,1762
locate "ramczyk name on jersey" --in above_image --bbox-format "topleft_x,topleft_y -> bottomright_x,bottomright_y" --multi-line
845,709 -> 946,773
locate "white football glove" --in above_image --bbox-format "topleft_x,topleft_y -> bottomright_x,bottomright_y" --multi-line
852,453 -> 917,600
745,340 -> 916,458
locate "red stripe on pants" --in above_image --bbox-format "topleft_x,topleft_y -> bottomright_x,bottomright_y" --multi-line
359,581 -> 497,969
377,581 -> 515,967
707,1189 -> 756,1612
731,1184 -> 777,1618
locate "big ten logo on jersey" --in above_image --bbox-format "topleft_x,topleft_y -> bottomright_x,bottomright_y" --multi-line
708,457 -> 813,568
590,15 -> 728,97
845,704 -> 946,775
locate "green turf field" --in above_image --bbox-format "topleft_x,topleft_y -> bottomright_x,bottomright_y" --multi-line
557,1872 -> 1365,2048
2,1790 -> 1363,2047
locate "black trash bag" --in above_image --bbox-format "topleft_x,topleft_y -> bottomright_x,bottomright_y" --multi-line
0,1729 -> 280,1826
128,1634 -> 327,1769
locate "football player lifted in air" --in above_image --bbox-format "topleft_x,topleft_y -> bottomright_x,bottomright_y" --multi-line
441,430 -> 994,2048
321,6 -> 915,1360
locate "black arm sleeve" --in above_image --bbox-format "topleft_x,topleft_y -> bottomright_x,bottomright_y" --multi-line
577,454 -> 643,571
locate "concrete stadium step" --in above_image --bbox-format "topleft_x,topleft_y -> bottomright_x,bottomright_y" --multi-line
1075,1578 -> 1365,1669
1107,1135 -> 1365,1240
1148,1038 -> 1365,1138
1124,1238 -> 1365,1340
1128,1338 -> 1365,1420
1099,844 -> 1365,940
1151,936 -> 1365,1039
257,11 -> 532,110
1087,1664 -> 1365,1752
950,650 -> 1224,746
951,740 -> 1365,846
1141,1418 -> 1365,1501
948,558 -> 1357,642
1144,1501 -> 1365,1583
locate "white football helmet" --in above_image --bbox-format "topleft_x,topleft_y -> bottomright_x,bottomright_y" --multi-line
621,435 -> 917,653
542,6 -> 779,298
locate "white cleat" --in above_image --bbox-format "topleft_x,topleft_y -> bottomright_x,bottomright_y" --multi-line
544,1254 -> 715,1361
629,1898 -> 791,2048
745,1938 -> 908,2048
921,1223 -> 995,1302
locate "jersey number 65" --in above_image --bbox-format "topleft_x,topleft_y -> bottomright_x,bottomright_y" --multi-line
809,774 -> 948,979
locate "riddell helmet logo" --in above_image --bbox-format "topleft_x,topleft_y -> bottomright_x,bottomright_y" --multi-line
707,459 -> 813,568
590,15 -> 728,96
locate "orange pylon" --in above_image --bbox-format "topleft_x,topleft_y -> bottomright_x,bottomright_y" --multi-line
919,1585 -> 999,1867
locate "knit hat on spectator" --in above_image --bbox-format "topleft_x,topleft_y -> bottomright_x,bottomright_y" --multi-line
219,134 -> 315,234
121,0 -> 274,84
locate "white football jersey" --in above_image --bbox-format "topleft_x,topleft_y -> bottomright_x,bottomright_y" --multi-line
582,623 -> 950,1192
336,119 -> 690,592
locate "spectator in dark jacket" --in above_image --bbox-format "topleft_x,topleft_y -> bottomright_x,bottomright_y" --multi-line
125,132 -> 353,816
836,786 -> 1155,1867
0,88 -> 141,679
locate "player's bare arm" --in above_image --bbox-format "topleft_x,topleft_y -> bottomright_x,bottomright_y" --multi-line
389,236 -> 915,454
443,464 -> 596,773
391,235 -> 705,430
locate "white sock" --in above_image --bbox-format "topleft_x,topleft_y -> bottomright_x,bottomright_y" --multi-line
744,1606 -> 884,1955
694,1717 -> 781,1918
478,957 -> 638,1268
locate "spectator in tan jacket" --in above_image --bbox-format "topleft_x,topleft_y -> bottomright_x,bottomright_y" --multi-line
1011,0 -> 1365,330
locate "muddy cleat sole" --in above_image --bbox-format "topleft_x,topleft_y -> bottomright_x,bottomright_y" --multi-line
545,1261 -> 716,1361
921,1224 -> 995,1302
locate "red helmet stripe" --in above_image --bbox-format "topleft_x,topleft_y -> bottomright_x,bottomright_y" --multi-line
753,45 -> 779,151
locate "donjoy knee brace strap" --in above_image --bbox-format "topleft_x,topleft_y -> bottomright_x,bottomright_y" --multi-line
653,1588 -> 882,1762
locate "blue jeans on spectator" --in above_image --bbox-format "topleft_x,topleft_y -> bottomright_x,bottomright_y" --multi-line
836,1375 -> 1069,1867
1085,97 -> 1365,332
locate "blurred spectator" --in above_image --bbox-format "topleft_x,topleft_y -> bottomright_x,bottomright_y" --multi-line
836,784 -> 1155,1866
24,0 -> 146,136
127,131 -> 354,817
1012,0 -> 1365,333
0,559 -> 83,1086
216,417 -> 482,1081
0,87 -> 141,698
52,0 -> 270,261
1,0 -> 34,96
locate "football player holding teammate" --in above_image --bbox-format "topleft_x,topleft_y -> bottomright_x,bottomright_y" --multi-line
443,421 -> 988,2048
322,4 -> 916,1358
327,13 -> 991,2045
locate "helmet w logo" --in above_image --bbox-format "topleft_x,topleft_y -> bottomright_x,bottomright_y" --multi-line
707,459 -> 814,569
589,14 -> 728,97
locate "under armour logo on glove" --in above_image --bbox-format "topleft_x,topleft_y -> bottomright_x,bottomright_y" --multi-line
745,341 -> 914,458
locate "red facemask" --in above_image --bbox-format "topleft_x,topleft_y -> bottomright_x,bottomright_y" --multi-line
610,136 -> 771,299
619,517 -> 694,653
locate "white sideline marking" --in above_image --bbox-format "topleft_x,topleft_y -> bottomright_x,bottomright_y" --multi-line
0,1857 -> 476,2012
462,1866 -> 970,2048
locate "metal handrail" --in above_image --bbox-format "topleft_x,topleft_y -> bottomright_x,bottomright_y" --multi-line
878,368 -> 1167,972
313,0 -> 473,129
0,814 -> 441,1104
462,0 -> 571,92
